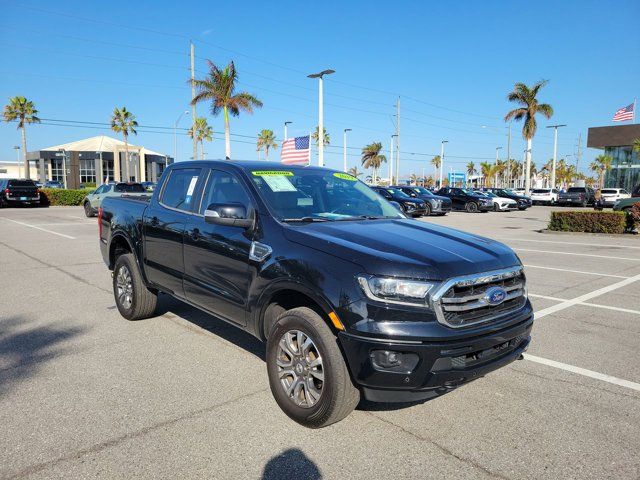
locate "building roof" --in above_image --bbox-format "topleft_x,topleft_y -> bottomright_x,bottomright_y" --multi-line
587,124 -> 640,149
38,135 -> 166,156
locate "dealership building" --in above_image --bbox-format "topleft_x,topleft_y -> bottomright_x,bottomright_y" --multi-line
25,135 -> 172,188
587,124 -> 640,191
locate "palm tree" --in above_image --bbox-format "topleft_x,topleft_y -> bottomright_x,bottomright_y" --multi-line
191,60 -> 262,159
110,107 -> 138,181
479,161 -> 492,187
504,80 -> 554,195
409,173 -> 418,185
256,129 -> 278,160
589,154 -> 613,189
361,142 -> 387,184
3,96 -> 40,179
188,117 -> 213,160
633,138 -> 640,157
466,162 -> 476,186
347,166 -> 363,177
311,126 -> 330,147
431,155 -> 441,185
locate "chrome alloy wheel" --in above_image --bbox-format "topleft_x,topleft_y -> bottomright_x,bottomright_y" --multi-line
276,330 -> 324,408
116,265 -> 133,310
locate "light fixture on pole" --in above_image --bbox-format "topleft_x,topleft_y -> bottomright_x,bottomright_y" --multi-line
343,128 -> 351,173
58,149 -> 68,189
439,140 -> 448,187
174,110 -> 190,162
307,69 -> 335,167
284,121 -> 292,141
546,124 -> 566,189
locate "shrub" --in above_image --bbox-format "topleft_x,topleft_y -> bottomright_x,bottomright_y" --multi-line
40,188 -> 94,206
548,210 -> 626,234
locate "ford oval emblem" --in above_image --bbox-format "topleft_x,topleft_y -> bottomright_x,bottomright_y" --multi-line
485,286 -> 507,305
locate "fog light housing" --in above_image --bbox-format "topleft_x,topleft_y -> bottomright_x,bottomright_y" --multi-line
370,350 -> 419,373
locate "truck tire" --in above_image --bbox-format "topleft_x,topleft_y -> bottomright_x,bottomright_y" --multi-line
113,253 -> 157,320
465,202 -> 478,213
84,201 -> 94,217
266,307 -> 360,428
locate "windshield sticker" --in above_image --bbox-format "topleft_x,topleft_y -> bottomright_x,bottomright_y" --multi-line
333,172 -> 357,181
262,175 -> 297,192
297,197 -> 313,206
252,170 -> 293,176
186,176 -> 198,196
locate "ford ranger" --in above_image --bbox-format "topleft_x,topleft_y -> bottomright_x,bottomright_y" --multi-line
99,161 -> 533,428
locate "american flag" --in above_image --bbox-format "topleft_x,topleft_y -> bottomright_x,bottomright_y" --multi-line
281,135 -> 310,165
612,103 -> 635,122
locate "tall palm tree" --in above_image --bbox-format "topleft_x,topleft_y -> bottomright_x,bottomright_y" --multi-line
633,138 -> 640,157
466,162 -> 476,186
311,126 -> 330,147
361,142 -> 387,184
188,117 -> 213,160
409,173 -> 418,185
3,96 -> 40,179
110,107 -> 138,181
479,161 -> 492,187
347,166 -> 363,177
191,60 -> 262,159
504,80 -> 554,195
256,129 -> 278,160
431,155 -> 441,185
589,154 -> 613,189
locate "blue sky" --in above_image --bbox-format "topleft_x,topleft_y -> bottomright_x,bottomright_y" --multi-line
1,0 -> 639,178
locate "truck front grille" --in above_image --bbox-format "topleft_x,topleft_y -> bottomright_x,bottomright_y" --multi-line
432,267 -> 526,328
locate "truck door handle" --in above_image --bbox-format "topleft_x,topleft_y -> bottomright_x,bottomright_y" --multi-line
149,216 -> 159,226
190,228 -> 201,240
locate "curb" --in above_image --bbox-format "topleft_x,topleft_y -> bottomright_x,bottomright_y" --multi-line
537,229 -> 638,238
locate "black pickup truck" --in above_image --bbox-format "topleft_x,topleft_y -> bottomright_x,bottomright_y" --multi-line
99,161 -> 533,428
0,178 -> 40,207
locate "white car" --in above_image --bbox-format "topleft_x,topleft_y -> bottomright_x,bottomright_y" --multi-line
600,188 -> 631,207
530,188 -> 559,205
479,191 -> 518,211
512,188 -> 526,195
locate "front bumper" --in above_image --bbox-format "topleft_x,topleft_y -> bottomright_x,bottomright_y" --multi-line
430,202 -> 452,214
478,203 -> 493,211
339,312 -> 533,402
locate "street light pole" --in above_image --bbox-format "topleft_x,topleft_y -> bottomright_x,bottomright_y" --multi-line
439,140 -> 448,187
546,124 -> 566,189
506,123 -> 512,187
13,146 -> 21,178
495,146 -> 503,187
284,121 -> 292,141
308,69 -> 335,167
390,134 -> 397,183
173,111 -> 190,162
343,128 -> 351,173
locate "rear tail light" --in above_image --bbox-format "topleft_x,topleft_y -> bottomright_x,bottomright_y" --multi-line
4,188 -> 9,195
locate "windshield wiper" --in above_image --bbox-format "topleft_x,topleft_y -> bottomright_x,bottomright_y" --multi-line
281,216 -> 333,223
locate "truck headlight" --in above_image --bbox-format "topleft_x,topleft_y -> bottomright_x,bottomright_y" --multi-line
357,275 -> 435,306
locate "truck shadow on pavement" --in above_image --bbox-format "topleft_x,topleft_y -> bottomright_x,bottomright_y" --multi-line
0,316 -> 84,398
261,448 -> 322,480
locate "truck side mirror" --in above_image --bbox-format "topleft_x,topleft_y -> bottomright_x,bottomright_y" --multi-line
204,203 -> 254,229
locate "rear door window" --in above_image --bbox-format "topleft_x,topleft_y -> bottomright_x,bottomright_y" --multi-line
8,180 -> 36,187
160,168 -> 203,212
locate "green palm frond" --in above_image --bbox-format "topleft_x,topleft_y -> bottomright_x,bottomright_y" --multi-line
3,96 -> 41,128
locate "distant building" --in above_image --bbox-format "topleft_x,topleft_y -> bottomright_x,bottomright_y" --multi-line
26,135 -> 172,188
0,161 -> 22,179
587,124 -> 640,191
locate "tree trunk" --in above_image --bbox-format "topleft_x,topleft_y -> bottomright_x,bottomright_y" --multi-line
124,136 -> 130,182
224,106 -> 231,159
525,138 -> 532,195
21,126 -> 29,179
201,140 -> 205,160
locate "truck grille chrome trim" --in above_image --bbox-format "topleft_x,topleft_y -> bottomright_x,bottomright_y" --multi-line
431,267 -> 526,328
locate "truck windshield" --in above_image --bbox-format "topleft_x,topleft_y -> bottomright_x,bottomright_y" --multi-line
248,169 -> 403,221
567,187 -> 586,192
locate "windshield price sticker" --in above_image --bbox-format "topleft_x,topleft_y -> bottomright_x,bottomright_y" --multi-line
333,172 -> 357,181
261,175 -> 297,192
252,170 -> 293,176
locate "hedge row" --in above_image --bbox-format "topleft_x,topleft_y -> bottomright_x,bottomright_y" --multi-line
548,210 -> 626,234
40,188 -> 94,206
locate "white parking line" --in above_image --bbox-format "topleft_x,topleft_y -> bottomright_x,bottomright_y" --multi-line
529,293 -> 640,316
523,354 -> 640,392
1,218 -> 76,239
523,264 -> 630,279
37,222 -> 95,226
534,273 -> 640,319
516,248 -> 639,262
507,238 -> 640,250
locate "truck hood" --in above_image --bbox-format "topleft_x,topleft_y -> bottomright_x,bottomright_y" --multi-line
283,219 -> 521,280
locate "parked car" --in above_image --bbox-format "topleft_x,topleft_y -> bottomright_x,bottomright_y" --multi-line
599,188 -> 631,207
512,188 -> 526,195
82,182 -> 149,217
436,187 -> 493,213
477,191 -> 518,211
557,186 -> 596,207
632,184 -> 640,197
141,181 -> 157,192
100,161 -> 533,428
530,188 -> 559,205
44,180 -> 64,189
484,188 -> 532,210
370,186 -> 427,217
393,185 -> 452,216
0,178 -> 40,207
613,197 -> 640,212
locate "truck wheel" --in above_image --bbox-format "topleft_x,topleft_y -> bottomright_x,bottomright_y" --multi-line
266,307 -> 360,428
84,201 -> 93,217
113,253 -> 157,320
465,202 -> 478,213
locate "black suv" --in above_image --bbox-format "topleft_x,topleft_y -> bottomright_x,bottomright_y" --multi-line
436,187 -> 493,213
393,185 -> 452,216
484,188 -> 532,210
0,179 -> 40,207
370,186 -> 427,216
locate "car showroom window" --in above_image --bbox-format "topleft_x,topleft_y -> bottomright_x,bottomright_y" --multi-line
160,168 -> 202,212
199,170 -> 251,214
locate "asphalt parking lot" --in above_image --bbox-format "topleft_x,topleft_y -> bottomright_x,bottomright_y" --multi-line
1,205 -> 639,479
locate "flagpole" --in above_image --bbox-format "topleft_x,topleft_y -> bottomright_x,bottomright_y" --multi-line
308,132 -> 312,167
634,98 -> 637,123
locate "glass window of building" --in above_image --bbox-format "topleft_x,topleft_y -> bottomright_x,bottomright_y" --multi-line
80,158 -> 96,184
102,159 -> 114,183
51,158 -> 64,182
